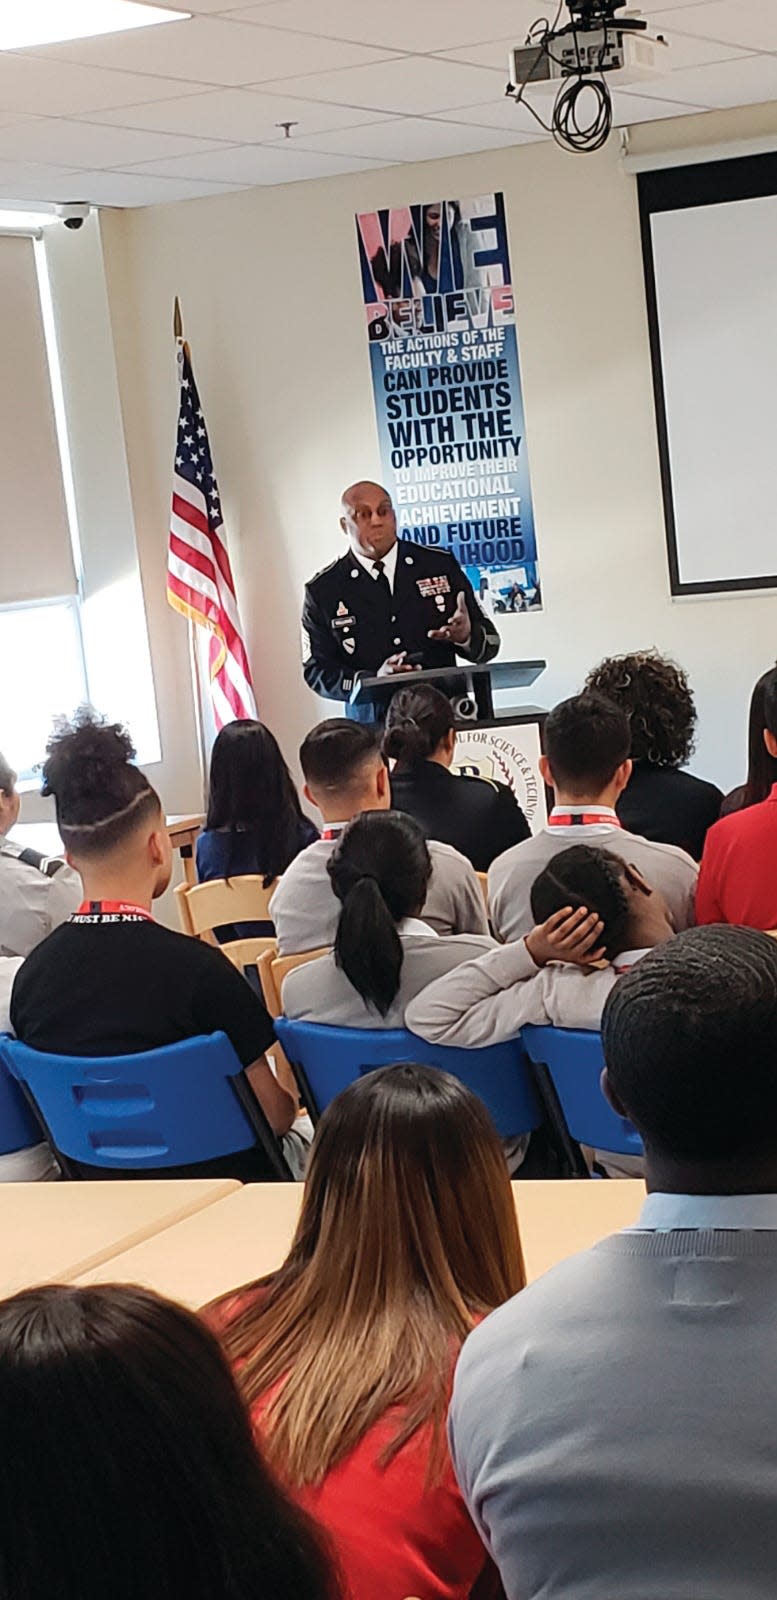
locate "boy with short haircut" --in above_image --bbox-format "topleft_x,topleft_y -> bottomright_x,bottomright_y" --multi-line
487,692 -> 697,941
270,719 -> 487,954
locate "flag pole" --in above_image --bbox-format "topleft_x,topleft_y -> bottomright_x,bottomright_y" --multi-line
174,295 -> 209,806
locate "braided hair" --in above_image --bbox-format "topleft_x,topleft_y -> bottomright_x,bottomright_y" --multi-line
530,845 -> 631,961
602,925 -> 777,1161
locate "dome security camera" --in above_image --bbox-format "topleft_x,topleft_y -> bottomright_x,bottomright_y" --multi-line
55,202 -> 90,230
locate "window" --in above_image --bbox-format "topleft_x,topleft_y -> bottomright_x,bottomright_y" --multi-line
0,598 -> 88,786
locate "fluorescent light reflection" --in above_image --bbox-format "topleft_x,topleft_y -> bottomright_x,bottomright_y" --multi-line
0,2 -> 190,51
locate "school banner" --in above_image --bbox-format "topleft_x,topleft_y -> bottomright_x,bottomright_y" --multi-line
356,193 -> 542,616
454,719 -> 547,830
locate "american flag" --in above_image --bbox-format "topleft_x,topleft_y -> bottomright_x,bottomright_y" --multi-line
167,340 -> 257,728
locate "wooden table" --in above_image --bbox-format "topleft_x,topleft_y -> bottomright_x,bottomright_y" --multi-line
0,1178 -> 239,1299
514,1178 -> 645,1283
74,1179 -> 645,1309
167,814 -> 204,887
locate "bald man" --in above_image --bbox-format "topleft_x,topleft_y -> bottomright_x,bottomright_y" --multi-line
302,481 -> 500,721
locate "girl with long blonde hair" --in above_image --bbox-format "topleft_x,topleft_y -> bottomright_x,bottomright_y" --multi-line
209,1062 -> 524,1600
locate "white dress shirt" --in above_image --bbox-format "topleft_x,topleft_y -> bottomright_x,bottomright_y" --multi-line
351,540 -> 399,593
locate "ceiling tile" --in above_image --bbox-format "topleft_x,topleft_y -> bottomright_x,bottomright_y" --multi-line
33,169 -> 245,205
651,0 -> 777,51
442,26 -> 747,73
124,141 -> 389,182
0,160 -> 80,194
609,89 -> 704,124
634,53 -> 777,106
0,54 -> 208,116
283,116 -> 541,162
258,56 -> 506,114
432,96 -> 569,136
25,16 -> 399,85
77,87 -> 394,141
0,117 -> 227,169
225,0 -> 556,54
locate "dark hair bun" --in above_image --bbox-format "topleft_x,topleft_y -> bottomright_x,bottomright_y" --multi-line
42,713 -> 137,806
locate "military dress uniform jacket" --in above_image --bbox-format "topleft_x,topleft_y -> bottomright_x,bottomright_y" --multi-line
302,541 -> 500,718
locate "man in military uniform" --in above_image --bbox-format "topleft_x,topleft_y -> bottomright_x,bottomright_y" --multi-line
302,480 -> 500,721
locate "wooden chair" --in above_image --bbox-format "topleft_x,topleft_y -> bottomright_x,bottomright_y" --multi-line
175,876 -> 279,970
257,944 -> 330,1020
476,871 -> 489,909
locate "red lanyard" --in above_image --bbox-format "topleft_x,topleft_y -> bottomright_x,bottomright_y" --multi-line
320,827 -> 346,842
548,812 -> 621,828
71,900 -> 154,923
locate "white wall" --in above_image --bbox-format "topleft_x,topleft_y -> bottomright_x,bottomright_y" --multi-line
101,106 -> 777,797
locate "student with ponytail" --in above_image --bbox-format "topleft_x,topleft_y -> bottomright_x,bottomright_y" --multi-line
281,811 -> 494,1028
385,683 -> 529,870
10,710 -> 300,1177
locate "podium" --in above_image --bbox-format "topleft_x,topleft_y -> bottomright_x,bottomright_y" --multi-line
350,658 -> 549,830
349,658 -> 546,723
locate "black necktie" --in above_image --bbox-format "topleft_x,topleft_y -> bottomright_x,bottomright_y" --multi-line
372,559 -> 392,603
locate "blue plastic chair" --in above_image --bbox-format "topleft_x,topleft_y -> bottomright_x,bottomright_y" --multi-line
274,1019 -> 542,1138
0,1046 -> 45,1156
0,1031 -> 291,1180
521,1024 -> 644,1161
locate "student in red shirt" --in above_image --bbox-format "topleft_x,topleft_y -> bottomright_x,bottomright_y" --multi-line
208,1063 -> 525,1600
697,674 -> 777,929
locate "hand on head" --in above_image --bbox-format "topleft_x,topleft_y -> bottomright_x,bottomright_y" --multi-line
526,905 -> 606,969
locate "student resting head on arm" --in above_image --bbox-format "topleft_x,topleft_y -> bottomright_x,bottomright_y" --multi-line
0,1283 -> 336,1600
280,809 -> 494,1029
407,842 -> 675,1052
207,1061 -> 524,1600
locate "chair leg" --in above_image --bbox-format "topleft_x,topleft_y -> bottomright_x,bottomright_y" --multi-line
529,1063 -> 591,1179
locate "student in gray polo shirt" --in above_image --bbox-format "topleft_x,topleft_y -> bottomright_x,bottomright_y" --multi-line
488,692 -> 697,943
450,925 -> 777,1600
270,720 -> 487,954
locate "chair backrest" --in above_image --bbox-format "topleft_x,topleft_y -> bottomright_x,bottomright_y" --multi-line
0,1032 -> 289,1176
175,876 -> 279,939
0,1042 -> 46,1155
273,1019 -> 542,1137
521,1024 -> 644,1157
476,871 -> 489,908
220,936 -> 277,973
258,946 -> 330,1020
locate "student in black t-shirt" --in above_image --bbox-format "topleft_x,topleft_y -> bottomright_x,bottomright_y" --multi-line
585,650 -> 722,861
10,712 -> 295,1177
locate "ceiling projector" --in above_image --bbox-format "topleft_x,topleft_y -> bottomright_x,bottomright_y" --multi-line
506,1 -> 669,152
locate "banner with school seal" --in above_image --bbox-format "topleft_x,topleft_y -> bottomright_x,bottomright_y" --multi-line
356,192 -> 542,616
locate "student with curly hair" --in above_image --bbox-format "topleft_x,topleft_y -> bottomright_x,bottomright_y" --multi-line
584,650 -> 722,859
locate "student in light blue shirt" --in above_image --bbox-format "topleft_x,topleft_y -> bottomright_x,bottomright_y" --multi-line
450,925 -> 777,1600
